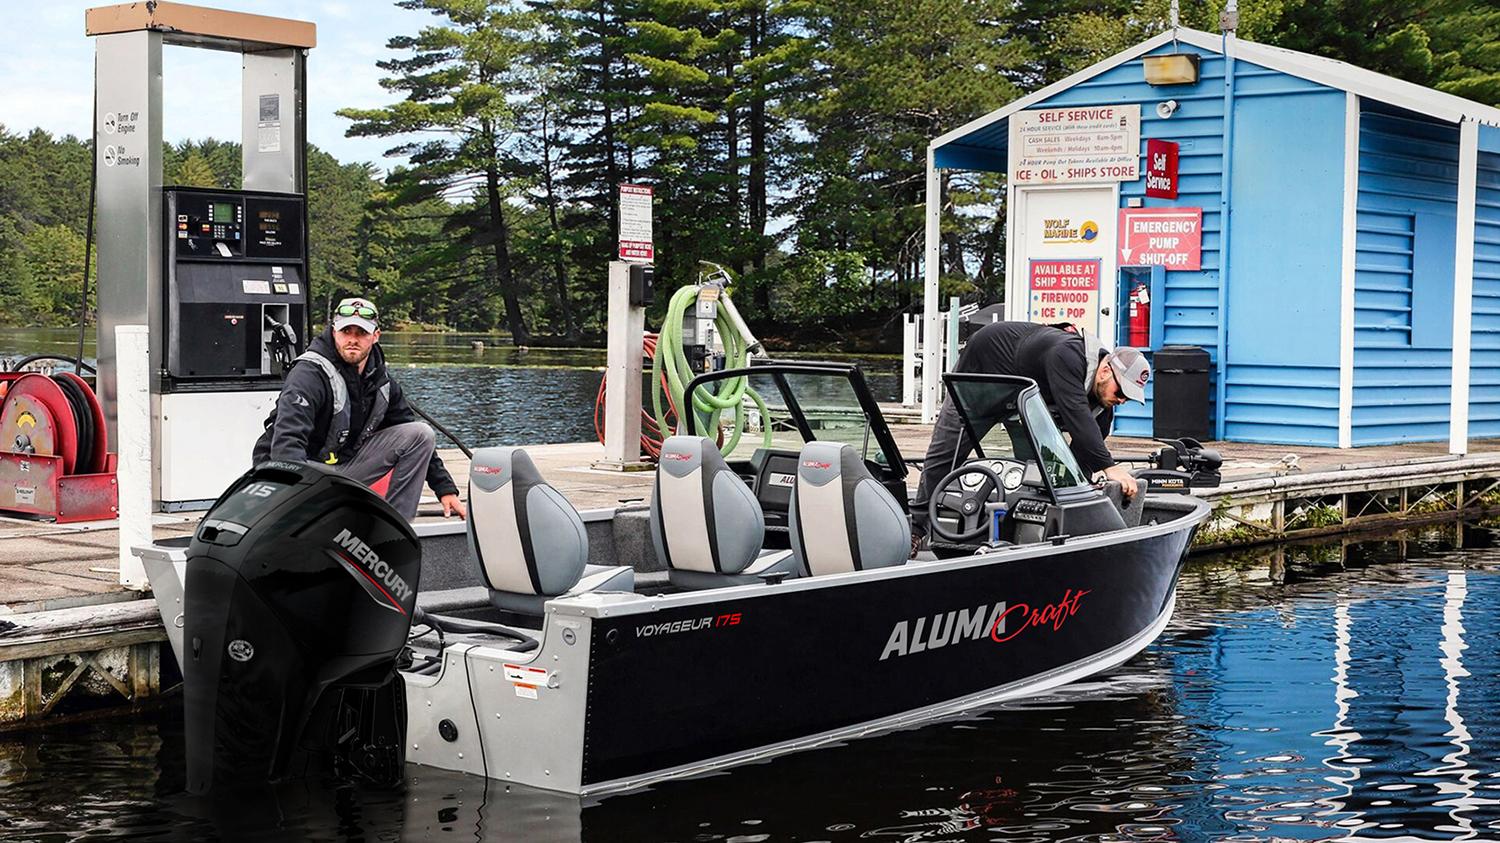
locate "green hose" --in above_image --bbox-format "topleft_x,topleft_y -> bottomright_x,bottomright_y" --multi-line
651,284 -> 772,456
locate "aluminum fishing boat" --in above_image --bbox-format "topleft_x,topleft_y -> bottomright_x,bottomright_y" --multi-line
144,362 -> 1210,797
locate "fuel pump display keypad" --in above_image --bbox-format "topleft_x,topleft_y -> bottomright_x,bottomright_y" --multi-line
177,196 -> 244,257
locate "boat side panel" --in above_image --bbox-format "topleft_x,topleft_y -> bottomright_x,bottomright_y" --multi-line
579,528 -> 1190,785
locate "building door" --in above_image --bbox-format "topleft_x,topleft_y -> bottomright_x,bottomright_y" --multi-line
1008,185 -> 1119,345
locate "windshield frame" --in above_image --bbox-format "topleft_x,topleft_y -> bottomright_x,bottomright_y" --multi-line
682,361 -> 907,480
940,372 -> 1093,501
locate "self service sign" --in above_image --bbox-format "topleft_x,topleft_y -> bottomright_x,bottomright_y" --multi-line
1009,105 -> 1140,185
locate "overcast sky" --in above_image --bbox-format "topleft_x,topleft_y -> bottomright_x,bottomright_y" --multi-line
1,1 -> 432,170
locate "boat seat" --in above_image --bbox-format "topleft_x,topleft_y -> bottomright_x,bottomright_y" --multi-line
790,441 -> 910,576
1100,478 -> 1151,528
651,435 -> 800,590
467,447 -> 633,615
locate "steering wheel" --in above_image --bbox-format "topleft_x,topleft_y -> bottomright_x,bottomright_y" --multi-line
927,462 -> 1011,544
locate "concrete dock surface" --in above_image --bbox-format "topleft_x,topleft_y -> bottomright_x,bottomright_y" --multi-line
0,429 -> 1496,613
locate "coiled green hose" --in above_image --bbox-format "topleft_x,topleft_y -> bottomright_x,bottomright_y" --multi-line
650,284 -> 772,455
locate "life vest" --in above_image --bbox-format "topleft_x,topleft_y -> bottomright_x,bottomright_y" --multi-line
294,351 -> 392,464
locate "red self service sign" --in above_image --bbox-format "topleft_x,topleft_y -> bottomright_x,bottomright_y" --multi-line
1118,207 -> 1202,270
1145,139 -> 1179,199
1028,259 -> 1101,325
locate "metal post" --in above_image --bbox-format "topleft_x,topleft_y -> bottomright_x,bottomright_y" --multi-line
902,315 -> 917,406
596,261 -> 648,470
116,325 -> 151,589
1450,119 -> 1479,456
93,30 -> 164,444
946,296 -> 961,372
922,150 -> 943,423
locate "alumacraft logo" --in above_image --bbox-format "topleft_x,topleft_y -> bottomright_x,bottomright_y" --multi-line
330,527 -> 414,614
879,589 -> 1091,660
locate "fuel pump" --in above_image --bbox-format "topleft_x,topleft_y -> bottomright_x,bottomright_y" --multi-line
87,3 -> 316,510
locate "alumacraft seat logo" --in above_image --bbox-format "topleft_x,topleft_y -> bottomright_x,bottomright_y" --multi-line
329,528 -> 414,615
879,589 -> 1091,660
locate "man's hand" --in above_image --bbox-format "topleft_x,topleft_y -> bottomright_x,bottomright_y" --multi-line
440,493 -> 467,519
1102,464 -> 1139,499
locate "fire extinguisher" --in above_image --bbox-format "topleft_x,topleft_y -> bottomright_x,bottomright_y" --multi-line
1127,282 -> 1151,347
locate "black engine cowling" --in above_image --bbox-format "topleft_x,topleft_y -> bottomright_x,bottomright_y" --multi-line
182,460 -> 420,794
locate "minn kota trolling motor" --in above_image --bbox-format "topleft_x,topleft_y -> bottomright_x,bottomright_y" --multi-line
182,460 -> 420,794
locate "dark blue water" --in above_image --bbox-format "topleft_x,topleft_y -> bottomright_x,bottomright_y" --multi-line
4,523 -> 1500,840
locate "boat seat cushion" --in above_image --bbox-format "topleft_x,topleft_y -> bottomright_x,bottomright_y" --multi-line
650,435 -> 765,576
468,447 -> 601,608
667,549 -> 799,590
789,441 -> 910,576
1100,478 -> 1151,528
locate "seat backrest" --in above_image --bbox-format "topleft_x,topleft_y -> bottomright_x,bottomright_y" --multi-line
650,436 -> 764,575
790,441 -> 910,576
467,447 -> 587,597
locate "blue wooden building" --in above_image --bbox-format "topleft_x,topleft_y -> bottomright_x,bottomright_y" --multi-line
920,27 -> 1500,452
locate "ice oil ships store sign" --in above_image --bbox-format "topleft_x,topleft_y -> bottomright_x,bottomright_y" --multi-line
1010,105 -> 1139,340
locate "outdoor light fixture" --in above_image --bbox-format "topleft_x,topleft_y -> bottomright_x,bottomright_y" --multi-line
1144,53 -> 1200,85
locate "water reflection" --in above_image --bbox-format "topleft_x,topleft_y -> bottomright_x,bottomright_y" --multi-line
4,522 -> 1500,840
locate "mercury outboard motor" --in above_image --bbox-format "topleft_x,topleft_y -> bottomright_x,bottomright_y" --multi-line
182,460 -> 420,794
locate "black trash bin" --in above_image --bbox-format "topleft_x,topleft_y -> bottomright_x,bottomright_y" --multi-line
1152,345 -> 1211,440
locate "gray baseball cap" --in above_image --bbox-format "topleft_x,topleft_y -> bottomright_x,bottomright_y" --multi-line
1108,347 -> 1151,403
332,297 -> 379,333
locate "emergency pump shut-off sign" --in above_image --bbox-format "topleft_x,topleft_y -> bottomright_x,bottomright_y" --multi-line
1009,105 -> 1140,185
1029,259 -> 1101,325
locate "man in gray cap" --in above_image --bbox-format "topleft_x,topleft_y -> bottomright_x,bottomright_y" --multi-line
911,321 -> 1150,543
253,296 -> 465,520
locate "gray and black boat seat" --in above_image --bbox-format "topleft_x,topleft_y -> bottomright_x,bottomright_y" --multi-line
650,435 -> 801,590
1100,478 -> 1151,528
467,447 -> 634,614
789,441 -> 911,575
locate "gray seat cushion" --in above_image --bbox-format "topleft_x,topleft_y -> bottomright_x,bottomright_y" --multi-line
1100,478 -> 1151,528
468,447 -> 629,613
650,436 -> 766,578
789,441 -> 910,576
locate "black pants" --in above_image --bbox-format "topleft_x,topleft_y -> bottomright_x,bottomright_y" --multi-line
910,401 -> 976,537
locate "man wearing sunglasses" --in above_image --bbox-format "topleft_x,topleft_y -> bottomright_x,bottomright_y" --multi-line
253,296 -> 466,520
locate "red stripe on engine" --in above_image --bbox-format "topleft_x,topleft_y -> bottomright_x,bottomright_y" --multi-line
334,550 -> 408,616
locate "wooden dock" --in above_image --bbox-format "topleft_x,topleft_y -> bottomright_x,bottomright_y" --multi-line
2,431 -> 1498,728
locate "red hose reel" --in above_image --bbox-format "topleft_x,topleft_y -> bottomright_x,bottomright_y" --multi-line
0,372 -> 118,522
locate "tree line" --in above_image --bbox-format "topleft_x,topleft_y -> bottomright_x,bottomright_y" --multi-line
1,0 -> 1496,348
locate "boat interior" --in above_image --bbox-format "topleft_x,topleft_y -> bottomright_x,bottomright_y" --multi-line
406,363 -> 1208,665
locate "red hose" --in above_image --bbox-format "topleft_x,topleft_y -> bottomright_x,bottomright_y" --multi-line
594,333 -> 678,461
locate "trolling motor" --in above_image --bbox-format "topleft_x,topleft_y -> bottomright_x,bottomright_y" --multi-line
1122,437 -> 1222,493
182,460 -> 419,794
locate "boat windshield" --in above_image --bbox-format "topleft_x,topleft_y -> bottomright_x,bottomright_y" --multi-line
943,375 -> 1089,491
682,363 -> 905,477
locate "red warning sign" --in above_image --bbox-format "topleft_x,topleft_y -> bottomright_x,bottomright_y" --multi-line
1028,259 -> 1101,325
1118,207 -> 1202,270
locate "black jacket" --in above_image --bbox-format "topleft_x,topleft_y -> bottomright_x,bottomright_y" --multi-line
252,328 -> 459,498
956,321 -> 1115,473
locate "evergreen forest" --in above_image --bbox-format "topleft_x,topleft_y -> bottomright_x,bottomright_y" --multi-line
2,0 -> 1497,349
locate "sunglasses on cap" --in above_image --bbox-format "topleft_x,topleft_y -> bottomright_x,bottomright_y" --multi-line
336,303 -> 378,319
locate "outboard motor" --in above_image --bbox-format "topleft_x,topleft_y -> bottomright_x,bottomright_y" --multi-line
182,460 -> 420,794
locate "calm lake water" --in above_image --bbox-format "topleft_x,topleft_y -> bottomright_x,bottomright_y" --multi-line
4,522 -> 1500,840
0,328 -> 901,448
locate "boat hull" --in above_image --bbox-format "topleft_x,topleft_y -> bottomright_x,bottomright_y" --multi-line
403,496 -> 1208,795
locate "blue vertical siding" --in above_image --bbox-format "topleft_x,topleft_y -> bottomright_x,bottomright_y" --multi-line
1032,43 -> 1226,437
1468,127 -> 1500,438
1352,107 -> 1460,445
1222,77 -> 1345,446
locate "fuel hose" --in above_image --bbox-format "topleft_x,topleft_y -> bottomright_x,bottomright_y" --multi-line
650,284 -> 771,456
